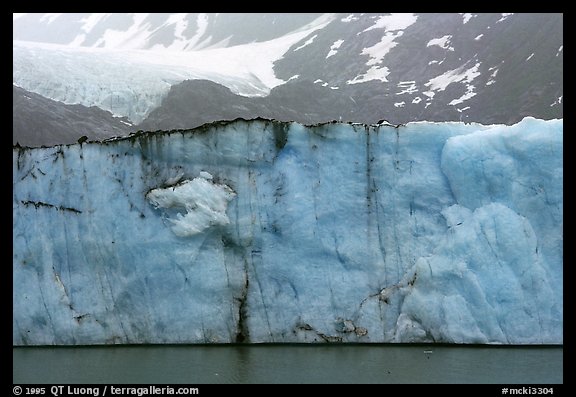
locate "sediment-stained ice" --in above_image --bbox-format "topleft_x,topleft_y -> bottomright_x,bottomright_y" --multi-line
13,118 -> 562,345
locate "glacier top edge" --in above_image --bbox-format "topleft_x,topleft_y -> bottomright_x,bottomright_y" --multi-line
12,116 -> 563,150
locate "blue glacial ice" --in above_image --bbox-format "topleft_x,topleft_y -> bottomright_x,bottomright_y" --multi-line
12,117 -> 562,345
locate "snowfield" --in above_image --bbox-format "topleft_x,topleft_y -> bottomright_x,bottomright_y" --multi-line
12,15 -> 335,123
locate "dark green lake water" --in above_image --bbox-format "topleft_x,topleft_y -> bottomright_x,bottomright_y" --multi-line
13,344 -> 562,384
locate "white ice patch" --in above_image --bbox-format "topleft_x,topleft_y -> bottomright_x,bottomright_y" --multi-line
293,34 -> 318,52
449,85 -> 477,106
346,31 -> 400,84
424,62 -> 481,106
363,32 -> 400,65
550,96 -> 563,107
486,66 -> 499,86
361,13 -> 417,33
497,13 -> 514,23
556,45 -> 563,56
90,13 -> 150,49
394,101 -> 405,108
341,14 -> 359,23
347,66 -> 390,84
168,13 -> 189,40
182,13 -> 209,50
71,14 -> 111,46
347,16 -> 416,85
425,62 -> 481,92
460,13 -> 475,24
326,39 -> 344,59
396,81 -> 418,95
161,13 -> 191,51
427,35 -> 454,51
146,174 -> 236,237
474,34 -> 483,41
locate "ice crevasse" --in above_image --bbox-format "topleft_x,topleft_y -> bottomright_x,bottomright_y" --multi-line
12,117 -> 562,345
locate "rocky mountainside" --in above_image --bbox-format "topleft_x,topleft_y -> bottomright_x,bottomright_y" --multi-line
13,86 -> 134,147
140,13 -> 563,129
13,13 -> 562,145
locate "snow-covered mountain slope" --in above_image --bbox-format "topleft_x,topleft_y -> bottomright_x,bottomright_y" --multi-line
13,86 -> 134,146
13,118 -> 563,345
13,15 -> 333,124
13,13 -> 327,51
13,13 -> 562,135
276,13 -> 563,125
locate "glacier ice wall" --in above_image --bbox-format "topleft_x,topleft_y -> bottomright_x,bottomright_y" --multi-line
13,118 -> 562,345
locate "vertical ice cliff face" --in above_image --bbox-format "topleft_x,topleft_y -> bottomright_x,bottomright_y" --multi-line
13,118 -> 562,345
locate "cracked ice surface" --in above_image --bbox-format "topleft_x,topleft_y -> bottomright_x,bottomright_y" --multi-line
13,118 -> 562,345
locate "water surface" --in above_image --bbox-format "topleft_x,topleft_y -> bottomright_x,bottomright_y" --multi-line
13,344 -> 562,384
